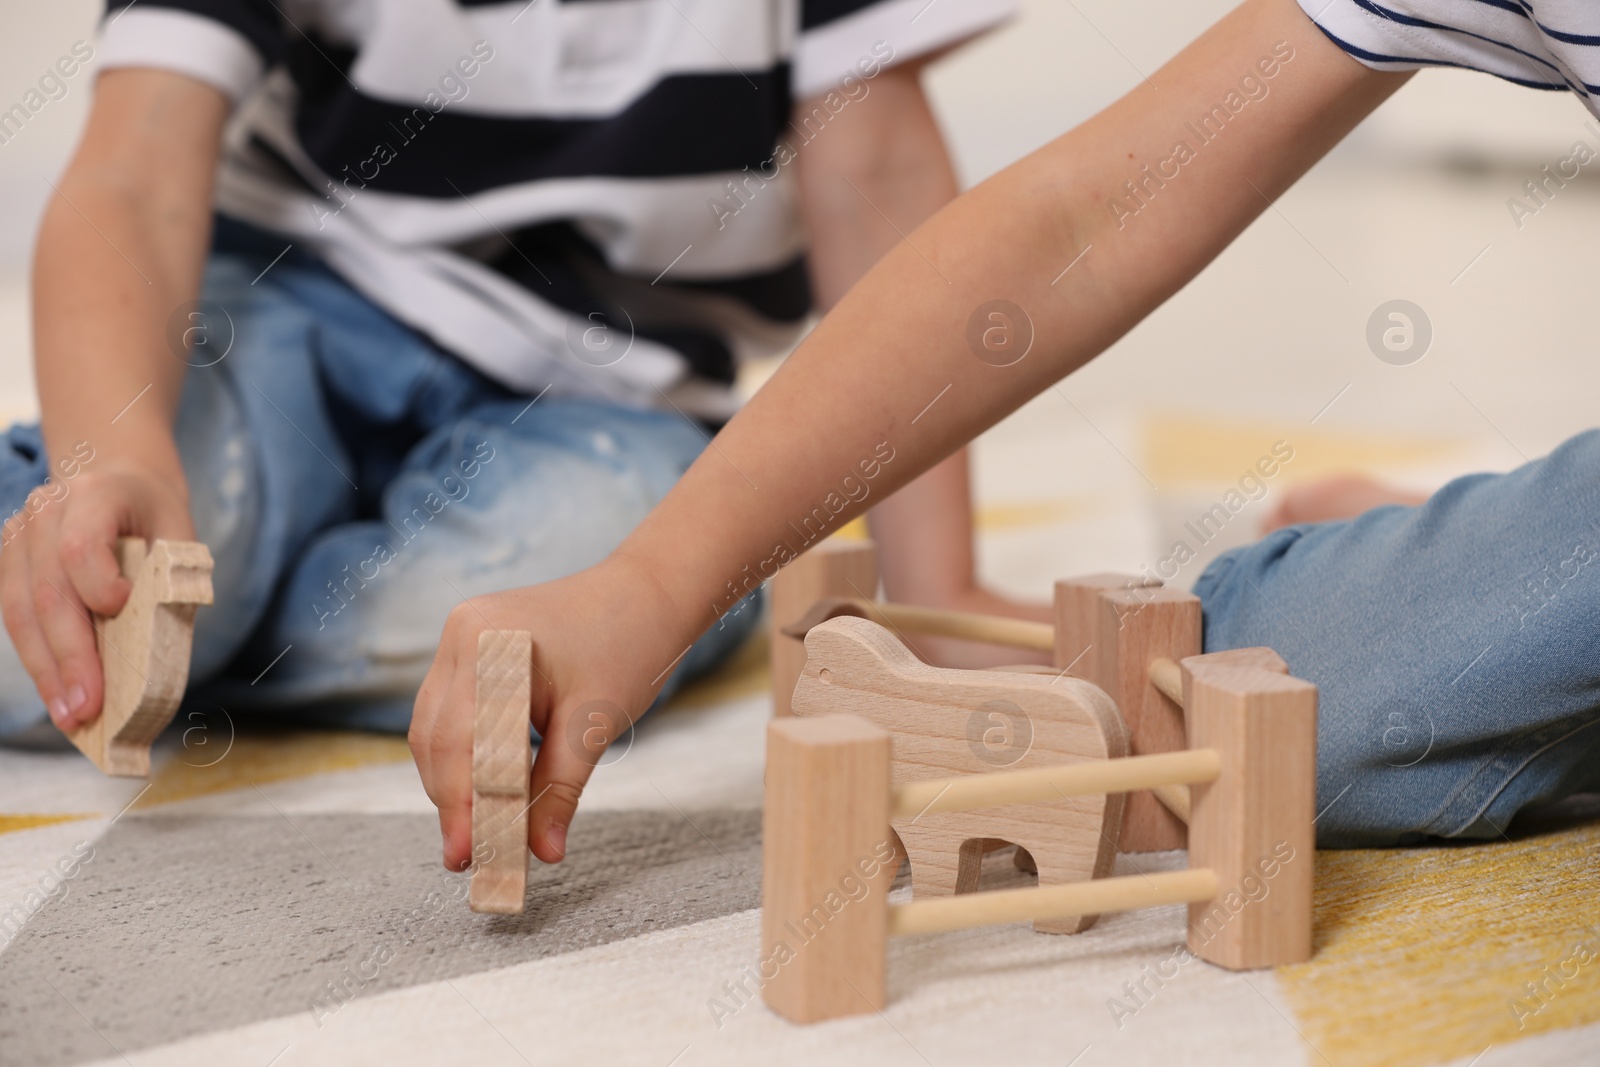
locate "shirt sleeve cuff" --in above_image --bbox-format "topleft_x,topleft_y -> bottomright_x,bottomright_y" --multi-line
98,7 -> 266,104
793,0 -> 1018,99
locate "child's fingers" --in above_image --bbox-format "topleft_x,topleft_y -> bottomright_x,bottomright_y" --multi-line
435,659 -> 477,872
408,655 -> 445,806
23,520 -> 103,729
526,704 -> 605,864
409,630 -> 474,870
0,529 -> 70,728
58,501 -> 134,618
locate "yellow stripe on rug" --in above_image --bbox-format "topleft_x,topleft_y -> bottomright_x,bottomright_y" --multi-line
1277,821 -> 1600,1067
0,813 -> 97,837
1143,413 -> 1465,488
134,729 -> 412,809
976,494 -> 1116,532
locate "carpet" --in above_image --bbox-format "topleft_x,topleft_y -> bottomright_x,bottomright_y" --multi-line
3,685 -> 1595,1067
2,414 -> 1595,1066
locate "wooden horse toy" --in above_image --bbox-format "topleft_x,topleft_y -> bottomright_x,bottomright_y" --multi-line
772,540 -> 1201,852
762,641 -> 1317,1024
66,537 -> 213,777
789,616 -> 1128,934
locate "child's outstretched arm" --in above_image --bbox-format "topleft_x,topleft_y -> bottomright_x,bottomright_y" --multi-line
4,70 -> 227,732
796,48 -> 1053,665
410,0 -> 1410,869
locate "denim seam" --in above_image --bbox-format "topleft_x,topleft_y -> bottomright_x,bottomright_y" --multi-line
1422,709 -> 1600,836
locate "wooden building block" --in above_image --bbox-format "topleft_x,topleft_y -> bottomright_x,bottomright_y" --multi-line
1184,663 -> 1316,970
1180,645 -> 1287,687
768,538 -> 878,716
761,714 -> 894,1024
67,538 -> 213,777
1054,574 -> 1200,851
470,630 -> 533,915
793,616 -> 1127,934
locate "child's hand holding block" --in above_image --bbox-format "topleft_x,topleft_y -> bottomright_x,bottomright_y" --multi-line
67,537 -> 213,778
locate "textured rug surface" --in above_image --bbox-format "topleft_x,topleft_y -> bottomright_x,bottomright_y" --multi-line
2,416 -> 1597,1066
4,693 -> 1596,1067
0,811 -> 761,1066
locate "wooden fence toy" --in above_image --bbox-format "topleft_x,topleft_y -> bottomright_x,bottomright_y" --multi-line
772,543 -> 1202,851
67,537 -> 214,777
762,641 -> 1317,1024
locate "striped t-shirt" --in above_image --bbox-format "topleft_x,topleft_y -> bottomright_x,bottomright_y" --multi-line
1299,0 -> 1600,116
100,0 -> 1013,418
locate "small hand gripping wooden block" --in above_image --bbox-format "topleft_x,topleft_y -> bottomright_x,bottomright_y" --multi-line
470,629 -> 533,915
792,615 -> 1127,934
66,538 -> 214,778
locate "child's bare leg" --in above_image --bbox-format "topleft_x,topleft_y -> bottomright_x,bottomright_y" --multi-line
1262,474 -> 1429,533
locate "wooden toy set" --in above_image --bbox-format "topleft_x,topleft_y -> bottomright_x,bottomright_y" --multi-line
761,539 -> 1319,1023
458,539 -> 1317,1023
60,531 -> 1316,1028
68,531 -> 1316,1029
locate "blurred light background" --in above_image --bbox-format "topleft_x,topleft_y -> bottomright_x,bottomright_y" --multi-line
2,0 -> 1594,600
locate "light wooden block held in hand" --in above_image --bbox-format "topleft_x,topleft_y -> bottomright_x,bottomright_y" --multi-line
470,629 -> 533,915
66,538 -> 214,778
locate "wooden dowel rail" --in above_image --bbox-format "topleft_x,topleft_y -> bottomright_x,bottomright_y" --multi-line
1151,782 -> 1191,824
1148,657 -> 1184,707
783,597 -> 1056,653
890,748 -> 1220,820
888,868 -> 1220,937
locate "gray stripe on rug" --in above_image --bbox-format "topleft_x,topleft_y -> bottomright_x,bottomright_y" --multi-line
0,809 -> 760,1066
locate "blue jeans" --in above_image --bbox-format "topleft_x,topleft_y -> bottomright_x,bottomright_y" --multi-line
0,217 -> 758,736
1196,429 -> 1600,847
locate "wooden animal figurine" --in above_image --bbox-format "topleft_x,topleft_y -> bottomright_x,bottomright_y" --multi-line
470,629 -> 533,914
66,537 -> 213,777
773,552 -> 1206,853
763,648 -> 1317,1024
791,616 -> 1127,934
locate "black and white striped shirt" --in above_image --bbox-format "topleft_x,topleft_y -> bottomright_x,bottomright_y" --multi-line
1299,0 -> 1600,114
100,0 -> 1012,417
